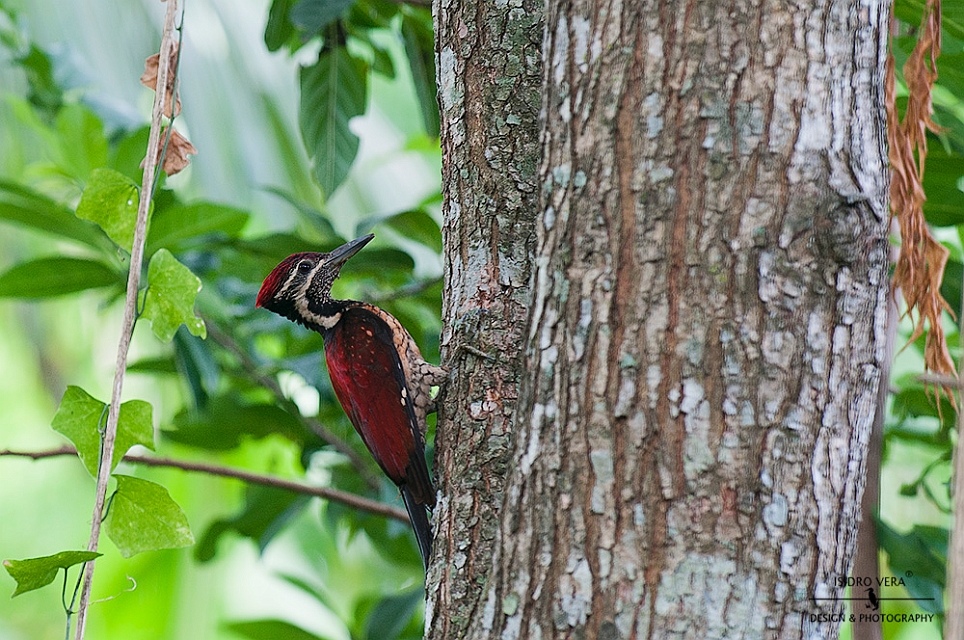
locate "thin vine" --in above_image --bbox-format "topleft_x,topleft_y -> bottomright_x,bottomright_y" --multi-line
71,2 -> 182,637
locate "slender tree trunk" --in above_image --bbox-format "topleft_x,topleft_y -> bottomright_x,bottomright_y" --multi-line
851,288 -> 897,640
435,1 -> 892,638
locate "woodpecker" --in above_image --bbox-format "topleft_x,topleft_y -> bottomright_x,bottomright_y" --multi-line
255,234 -> 445,569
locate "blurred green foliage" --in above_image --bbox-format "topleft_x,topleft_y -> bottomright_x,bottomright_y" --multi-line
0,0 -> 441,638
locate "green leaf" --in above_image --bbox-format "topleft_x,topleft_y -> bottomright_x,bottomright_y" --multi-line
173,328 -> 220,409
348,0 -> 399,29
109,126 -> 151,183
225,619 -> 329,640
300,48 -> 368,197
141,249 -> 206,342
290,0 -> 354,38
363,588 -> 424,640
146,202 -> 249,254
342,247 -> 415,281
3,551 -> 102,598
877,519 -> 946,615
920,146 -> 964,227
165,397 -> 307,451
261,186 -> 337,242
76,168 -> 140,250
56,104 -> 108,181
104,475 -> 194,558
899,482 -> 919,497
195,486 -> 306,562
265,0 -> 298,52
0,179 -> 114,252
893,0 -> 964,42
401,10 -> 439,137
127,356 -> 179,375
17,44 -> 63,117
0,257 -> 120,298
371,209 -> 442,252
51,386 -> 155,478
369,41 -> 395,79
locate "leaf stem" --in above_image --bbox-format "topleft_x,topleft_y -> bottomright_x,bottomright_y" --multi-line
71,2 -> 180,637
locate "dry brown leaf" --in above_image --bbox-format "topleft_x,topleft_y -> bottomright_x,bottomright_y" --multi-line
140,42 -> 181,118
888,0 -> 955,406
140,127 -> 197,176
160,128 -> 197,175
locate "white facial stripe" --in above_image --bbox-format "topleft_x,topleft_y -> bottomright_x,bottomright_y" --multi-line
275,262 -> 304,298
297,260 -> 328,299
275,257 -> 328,300
295,298 -> 341,329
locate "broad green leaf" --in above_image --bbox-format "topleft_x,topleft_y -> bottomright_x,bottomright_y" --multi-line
261,186 -> 337,242
893,0 -> 964,41
920,148 -> 964,227
146,202 -> 249,254
141,249 -> 206,342
109,126 -> 151,182
264,0 -> 298,52
300,48 -> 368,197
76,168 -> 140,250
942,257 -> 963,319
225,232 -> 327,282
0,179 -> 114,252
0,257 -> 120,298
890,381 -> 957,425
165,397 -> 306,451
173,328 -> 220,409
17,44 -> 63,117
401,10 -> 439,137
56,104 -> 108,181
290,0 -> 354,37
261,95 -> 321,199
934,54 -> 964,116
369,41 -> 395,79
195,486 -> 305,561
348,0 -> 399,29
3,551 -> 101,598
104,475 -> 194,558
226,619 -> 328,640
877,520 -> 946,615
372,209 -> 442,252
341,247 -> 415,281
127,356 -> 179,375
363,588 -> 424,640
51,386 -> 155,478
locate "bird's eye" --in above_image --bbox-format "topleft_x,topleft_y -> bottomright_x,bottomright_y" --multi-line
297,260 -> 313,274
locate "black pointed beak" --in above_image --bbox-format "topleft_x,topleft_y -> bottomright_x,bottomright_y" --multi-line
327,234 -> 374,267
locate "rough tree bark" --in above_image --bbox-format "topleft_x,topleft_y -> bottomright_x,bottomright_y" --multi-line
431,0 -> 543,637
434,1 -> 891,639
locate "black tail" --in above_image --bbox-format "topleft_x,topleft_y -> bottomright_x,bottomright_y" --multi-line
401,485 -> 433,570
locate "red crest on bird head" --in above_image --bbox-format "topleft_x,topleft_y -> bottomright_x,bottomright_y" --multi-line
255,235 -> 375,310
255,252 -> 318,308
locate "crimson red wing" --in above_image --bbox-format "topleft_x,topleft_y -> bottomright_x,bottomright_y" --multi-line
323,306 -> 434,505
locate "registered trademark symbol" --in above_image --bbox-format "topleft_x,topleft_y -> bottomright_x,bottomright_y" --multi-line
906,571 -> 914,577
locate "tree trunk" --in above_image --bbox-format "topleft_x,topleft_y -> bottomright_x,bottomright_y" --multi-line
434,1 -> 892,639
430,0 -> 543,637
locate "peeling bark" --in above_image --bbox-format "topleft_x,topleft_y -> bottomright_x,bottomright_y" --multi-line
435,1 -> 891,639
